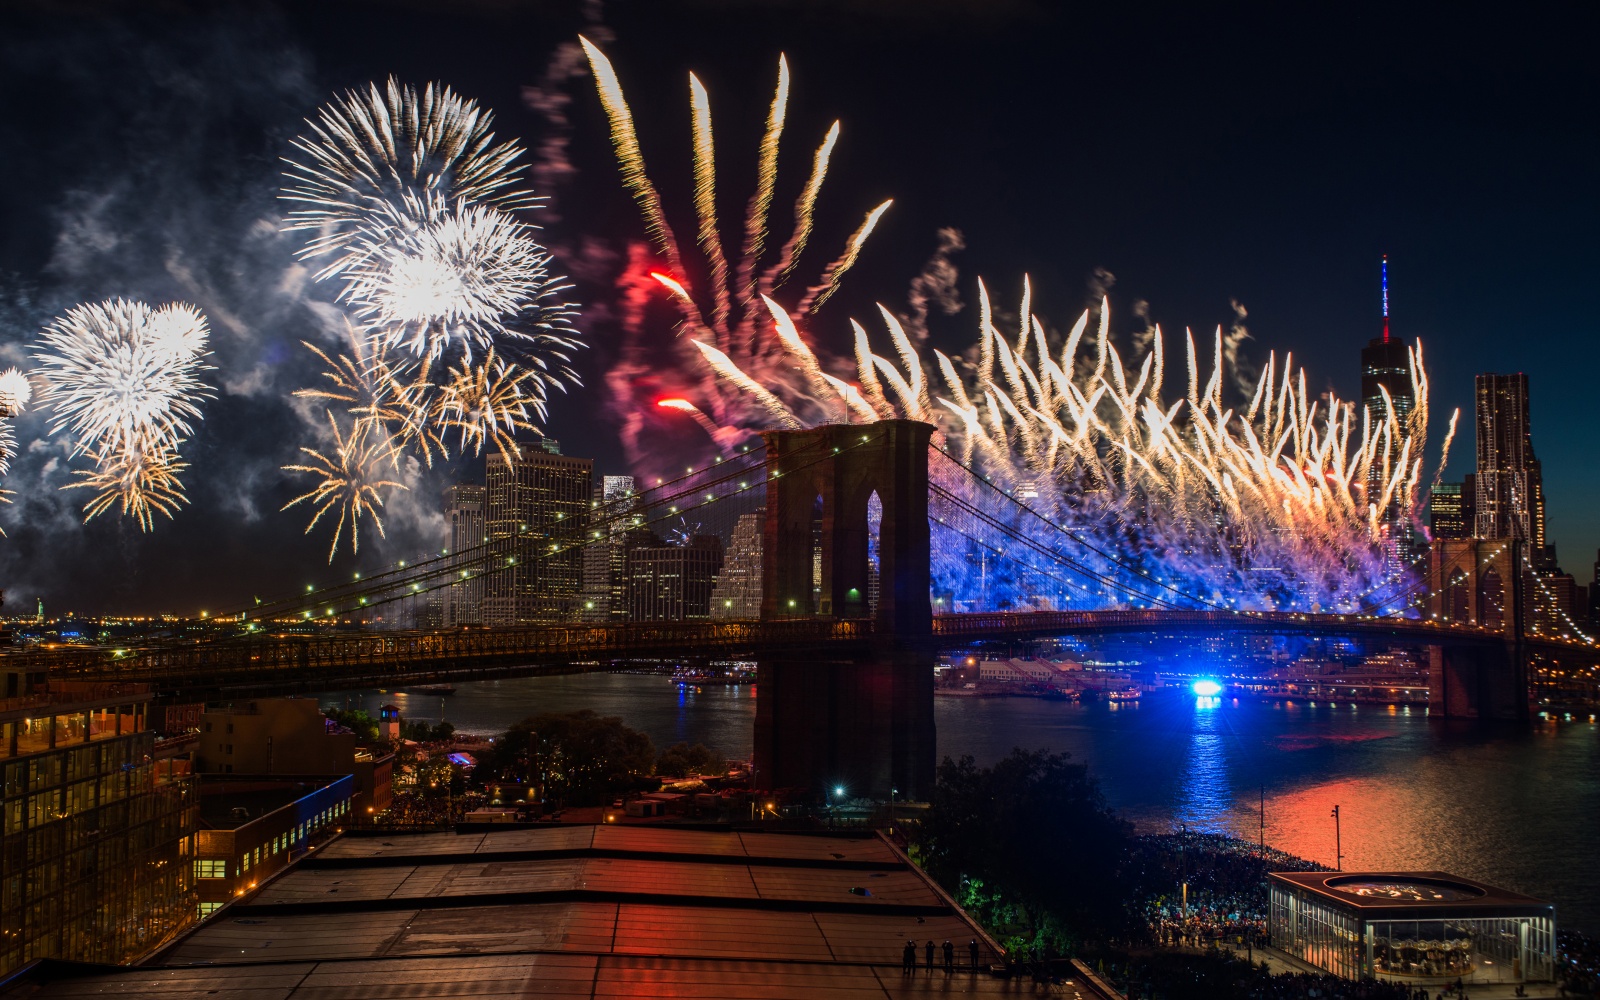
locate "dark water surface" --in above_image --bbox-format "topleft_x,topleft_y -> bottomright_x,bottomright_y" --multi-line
324,676 -> 1600,933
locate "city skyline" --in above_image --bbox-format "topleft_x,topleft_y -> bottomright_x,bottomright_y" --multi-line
0,2 -> 1594,612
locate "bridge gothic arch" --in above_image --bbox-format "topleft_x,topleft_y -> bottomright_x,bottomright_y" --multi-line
755,420 -> 936,799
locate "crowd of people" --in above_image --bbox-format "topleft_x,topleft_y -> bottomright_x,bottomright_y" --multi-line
1127,830 -> 1327,949
1557,930 -> 1600,997
371,790 -> 484,829
1106,952 -> 1415,1000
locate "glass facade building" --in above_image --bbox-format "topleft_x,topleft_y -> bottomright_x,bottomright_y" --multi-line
1,679 -> 198,975
1269,872 -> 1555,986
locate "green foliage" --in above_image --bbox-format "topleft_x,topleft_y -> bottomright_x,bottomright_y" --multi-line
324,708 -> 378,740
655,742 -> 726,778
401,719 -> 456,743
917,749 -> 1133,950
483,710 -> 655,806
414,752 -> 461,796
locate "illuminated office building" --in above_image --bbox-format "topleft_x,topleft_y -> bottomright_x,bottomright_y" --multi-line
483,439 -> 594,624
0,670 -> 197,975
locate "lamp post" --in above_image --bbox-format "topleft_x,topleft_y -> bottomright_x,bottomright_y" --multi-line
1331,805 -> 1343,871
889,786 -> 897,836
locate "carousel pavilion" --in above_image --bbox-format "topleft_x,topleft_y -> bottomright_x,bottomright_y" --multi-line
1268,871 -> 1555,986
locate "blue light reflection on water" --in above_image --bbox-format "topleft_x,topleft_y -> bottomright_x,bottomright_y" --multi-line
324,675 -> 1600,933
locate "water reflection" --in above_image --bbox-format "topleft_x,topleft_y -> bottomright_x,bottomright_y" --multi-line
324,674 -> 1600,933
1177,696 -> 1230,829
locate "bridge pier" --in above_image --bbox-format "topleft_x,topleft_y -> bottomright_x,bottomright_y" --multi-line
754,650 -> 934,800
1425,538 -> 1534,721
754,420 -> 936,801
1428,644 -> 1531,721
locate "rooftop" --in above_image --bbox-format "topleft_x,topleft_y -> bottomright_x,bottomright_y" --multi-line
1270,871 -> 1554,918
198,776 -> 343,830
6,823 -> 1107,999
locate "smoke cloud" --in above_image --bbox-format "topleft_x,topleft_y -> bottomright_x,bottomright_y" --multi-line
0,10 -> 473,612
901,227 -> 965,343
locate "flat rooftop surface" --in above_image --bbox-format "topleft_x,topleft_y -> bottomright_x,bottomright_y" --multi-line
1270,870 -> 1554,917
199,784 -> 322,829
10,824 -> 1103,999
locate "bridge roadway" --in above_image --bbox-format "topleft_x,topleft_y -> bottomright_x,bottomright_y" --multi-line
7,610 -> 1592,700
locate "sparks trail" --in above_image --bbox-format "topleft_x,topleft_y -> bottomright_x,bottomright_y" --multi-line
655,269 -> 1457,614
582,38 -> 891,443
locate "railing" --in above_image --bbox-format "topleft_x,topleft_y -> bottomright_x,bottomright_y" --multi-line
1,609 -> 1590,692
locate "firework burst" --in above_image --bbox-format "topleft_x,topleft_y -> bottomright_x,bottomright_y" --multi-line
66,443 -> 189,532
340,198 -> 571,363
281,412 -> 408,563
0,367 -> 32,485
281,78 -> 533,271
433,348 -> 544,462
32,299 -> 212,457
581,39 -> 890,444
30,300 -> 211,529
281,79 -> 585,549
689,279 -> 1455,614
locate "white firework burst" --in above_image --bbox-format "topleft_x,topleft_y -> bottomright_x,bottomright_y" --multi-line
341,199 -> 574,364
281,78 -> 533,276
31,298 -> 213,458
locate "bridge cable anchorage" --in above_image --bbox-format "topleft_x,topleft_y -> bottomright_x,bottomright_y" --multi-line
928,447 -> 1226,610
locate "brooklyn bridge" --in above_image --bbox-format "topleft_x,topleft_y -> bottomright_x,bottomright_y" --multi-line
9,421 -> 1594,798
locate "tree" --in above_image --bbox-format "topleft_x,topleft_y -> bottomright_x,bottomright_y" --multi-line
324,708 -> 377,740
917,750 -> 1133,953
483,710 -> 654,806
655,742 -> 726,778
401,719 -> 456,743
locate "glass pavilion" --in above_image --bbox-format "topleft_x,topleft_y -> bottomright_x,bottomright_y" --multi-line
1269,871 -> 1554,985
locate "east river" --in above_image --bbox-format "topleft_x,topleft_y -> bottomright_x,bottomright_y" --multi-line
324,674 -> 1600,933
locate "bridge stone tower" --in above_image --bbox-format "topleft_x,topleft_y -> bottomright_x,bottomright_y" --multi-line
754,420 -> 936,800
1426,538 -> 1531,720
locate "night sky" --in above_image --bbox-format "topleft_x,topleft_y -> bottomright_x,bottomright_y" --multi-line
0,0 -> 1595,614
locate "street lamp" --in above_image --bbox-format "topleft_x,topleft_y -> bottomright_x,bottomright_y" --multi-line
1331,805 -> 1343,870
889,786 -> 898,836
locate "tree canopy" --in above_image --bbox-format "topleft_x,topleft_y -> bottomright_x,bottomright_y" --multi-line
916,749 -> 1133,954
324,708 -> 377,740
483,710 -> 655,806
655,742 -> 726,778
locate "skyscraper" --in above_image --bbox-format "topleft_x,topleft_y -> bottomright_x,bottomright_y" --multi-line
579,475 -> 643,622
1474,372 -> 1545,551
1428,482 -> 1472,540
483,441 -> 593,625
1359,257 -> 1415,541
1360,257 -> 1413,410
625,535 -> 725,621
441,484 -> 485,627
710,510 -> 764,618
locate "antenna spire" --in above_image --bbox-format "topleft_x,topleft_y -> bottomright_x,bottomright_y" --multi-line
1381,254 -> 1390,343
